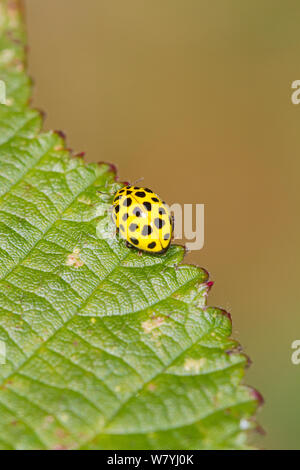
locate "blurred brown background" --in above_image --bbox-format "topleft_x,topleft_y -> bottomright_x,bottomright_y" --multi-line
26,0 -> 300,449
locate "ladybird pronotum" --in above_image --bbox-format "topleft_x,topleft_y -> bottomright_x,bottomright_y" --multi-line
112,186 -> 173,254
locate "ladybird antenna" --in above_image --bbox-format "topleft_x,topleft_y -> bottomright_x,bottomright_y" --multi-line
132,177 -> 144,186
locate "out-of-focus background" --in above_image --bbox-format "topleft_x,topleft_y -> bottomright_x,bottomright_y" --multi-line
26,0 -> 300,449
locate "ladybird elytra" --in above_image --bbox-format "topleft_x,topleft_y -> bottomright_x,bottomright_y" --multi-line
112,185 -> 173,254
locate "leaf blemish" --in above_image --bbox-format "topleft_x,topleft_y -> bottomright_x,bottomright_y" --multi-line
141,316 -> 165,334
44,415 -> 54,427
147,383 -> 157,392
184,358 -> 206,373
66,247 -> 84,268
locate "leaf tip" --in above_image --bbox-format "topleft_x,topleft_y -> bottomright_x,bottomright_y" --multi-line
249,387 -> 265,407
75,151 -> 86,158
206,280 -> 214,291
219,308 -> 232,322
54,129 -> 67,140
34,107 -> 47,122
97,161 -> 118,177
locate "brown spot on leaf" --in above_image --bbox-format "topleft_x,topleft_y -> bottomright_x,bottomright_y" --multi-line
66,248 -> 84,268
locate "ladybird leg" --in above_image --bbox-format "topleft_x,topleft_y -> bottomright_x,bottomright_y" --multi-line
137,250 -> 143,257
97,189 -> 111,196
97,190 -> 111,203
111,220 -> 118,236
125,241 -> 134,249
111,226 -> 117,239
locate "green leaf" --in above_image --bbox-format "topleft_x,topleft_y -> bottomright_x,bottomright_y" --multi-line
0,0 -> 262,450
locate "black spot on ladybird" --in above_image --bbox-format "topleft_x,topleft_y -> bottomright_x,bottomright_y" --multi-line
115,204 -> 120,213
151,197 -> 159,202
123,197 -> 132,207
142,225 -> 152,236
159,207 -> 166,215
143,201 -> 152,211
126,190 -> 132,195
148,241 -> 156,249
135,191 -> 146,198
122,213 -> 129,221
154,218 -> 164,229
130,237 -> 139,246
133,207 -> 141,217
145,188 -> 153,193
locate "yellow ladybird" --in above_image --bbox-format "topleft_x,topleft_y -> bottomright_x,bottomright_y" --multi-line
112,186 -> 173,254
